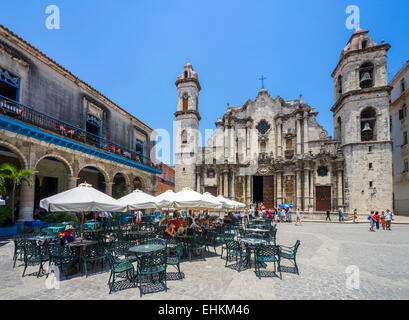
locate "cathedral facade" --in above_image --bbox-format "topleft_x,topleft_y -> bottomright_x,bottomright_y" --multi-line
174,28 -> 393,214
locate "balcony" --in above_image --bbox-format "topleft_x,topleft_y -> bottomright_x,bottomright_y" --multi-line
158,177 -> 175,187
0,95 -> 162,173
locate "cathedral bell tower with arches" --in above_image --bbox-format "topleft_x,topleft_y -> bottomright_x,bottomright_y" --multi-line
331,28 -> 393,213
174,63 -> 201,192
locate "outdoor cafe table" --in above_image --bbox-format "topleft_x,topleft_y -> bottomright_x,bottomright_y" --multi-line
42,226 -> 65,234
26,235 -> 57,242
128,243 -> 166,257
245,228 -> 269,233
239,238 -> 267,268
83,222 -> 99,230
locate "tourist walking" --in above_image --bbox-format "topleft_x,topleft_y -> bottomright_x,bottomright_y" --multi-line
369,210 -> 375,232
353,209 -> 358,223
380,211 -> 386,230
385,209 -> 393,230
325,210 -> 331,221
295,208 -> 302,226
243,208 -> 250,225
338,208 -> 344,222
374,211 -> 380,230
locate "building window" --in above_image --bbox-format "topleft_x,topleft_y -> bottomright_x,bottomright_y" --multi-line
135,139 -> 144,162
404,159 -> 409,173
401,78 -> 406,94
256,120 -> 270,134
360,107 -> 377,141
317,166 -> 328,177
184,71 -> 188,79
369,181 -> 373,188
369,163 -> 373,169
399,104 -> 407,120
362,40 -> 367,49
359,62 -> 374,89
182,93 -> 188,111
0,66 -> 20,102
403,131 -> 408,146
368,146 -> 373,153
337,75 -> 342,94
336,117 -> 342,141
181,130 -> 188,144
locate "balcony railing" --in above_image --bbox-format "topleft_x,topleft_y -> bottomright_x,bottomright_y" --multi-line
158,177 -> 175,187
0,94 -> 161,171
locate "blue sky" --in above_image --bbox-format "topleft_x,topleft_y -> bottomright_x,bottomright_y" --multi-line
1,0 -> 408,164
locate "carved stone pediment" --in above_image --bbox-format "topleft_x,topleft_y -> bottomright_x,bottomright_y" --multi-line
256,165 -> 274,176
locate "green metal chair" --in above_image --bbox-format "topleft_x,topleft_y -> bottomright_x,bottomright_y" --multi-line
204,230 -> 219,254
22,240 -> 49,277
224,240 -> 250,272
279,240 -> 301,275
187,233 -> 206,262
105,249 -> 136,294
136,249 -> 167,297
255,244 -> 281,279
166,242 -> 183,279
220,232 -> 235,259
48,243 -> 76,276
13,237 -> 26,268
82,244 -> 106,277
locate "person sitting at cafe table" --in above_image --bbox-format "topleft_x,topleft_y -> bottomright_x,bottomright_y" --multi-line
59,225 -> 75,245
177,219 -> 189,236
165,221 -> 177,238
190,218 -> 202,231
160,214 -> 170,226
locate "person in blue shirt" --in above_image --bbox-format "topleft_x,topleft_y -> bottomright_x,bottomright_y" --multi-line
338,208 -> 344,222
154,208 -> 161,222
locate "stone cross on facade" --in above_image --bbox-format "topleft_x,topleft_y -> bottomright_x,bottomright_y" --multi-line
259,75 -> 267,89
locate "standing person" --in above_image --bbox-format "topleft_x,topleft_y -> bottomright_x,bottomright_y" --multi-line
385,209 -> 393,230
248,207 -> 254,219
380,211 -> 386,230
153,208 -> 161,222
369,210 -> 375,232
295,208 -> 302,226
374,211 -> 380,230
353,209 -> 358,223
325,210 -> 331,221
338,208 -> 344,222
243,208 -> 250,225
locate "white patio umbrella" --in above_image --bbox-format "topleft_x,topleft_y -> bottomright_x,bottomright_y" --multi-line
216,195 -> 237,209
0,198 -> 5,206
230,199 -> 246,209
118,189 -> 158,210
40,182 -> 127,240
155,189 -> 178,208
174,188 -> 221,209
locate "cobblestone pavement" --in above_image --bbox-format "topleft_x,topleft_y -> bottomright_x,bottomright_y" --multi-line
0,222 -> 408,300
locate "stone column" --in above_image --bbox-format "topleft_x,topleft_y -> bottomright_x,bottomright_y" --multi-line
276,171 -> 283,205
296,114 -> 302,155
337,167 -> 344,210
242,176 -> 246,203
106,182 -> 113,197
296,169 -> 302,209
231,170 -> 236,200
67,176 -> 78,189
196,170 -> 201,192
246,175 -> 252,204
223,170 -> 228,198
303,168 -> 310,210
218,171 -> 223,195
276,119 -> 282,157
18,179 -> 35,221
303,113 -> 309,154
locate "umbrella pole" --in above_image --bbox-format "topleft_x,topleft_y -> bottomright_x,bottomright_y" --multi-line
80,211 -> 85,243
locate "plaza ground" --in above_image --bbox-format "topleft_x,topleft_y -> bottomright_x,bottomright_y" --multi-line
0,222 -> 408,300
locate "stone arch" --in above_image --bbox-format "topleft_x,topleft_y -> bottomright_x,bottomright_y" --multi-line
111,171 -> 131,186
360,106 -> 378,142
0,140 -> 28,169
132,175 -> 149,191
77,163 -> 110,186
35,153 -> 74,177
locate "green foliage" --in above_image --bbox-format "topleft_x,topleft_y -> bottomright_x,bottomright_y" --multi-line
42,212 -> 78,223
113,185 -> 126,199
0,205 -> 13,227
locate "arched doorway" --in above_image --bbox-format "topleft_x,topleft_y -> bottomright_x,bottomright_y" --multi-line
34,156 -> 69,208
113,173 -> 127,199
133,177 -> 143,191
78,166 -> 106,192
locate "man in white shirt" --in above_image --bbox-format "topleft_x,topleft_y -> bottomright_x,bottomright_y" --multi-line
295,208 -> 302,226
385,209 -> 393,230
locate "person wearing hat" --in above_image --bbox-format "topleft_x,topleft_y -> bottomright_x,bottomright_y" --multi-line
59,225 -> 75,245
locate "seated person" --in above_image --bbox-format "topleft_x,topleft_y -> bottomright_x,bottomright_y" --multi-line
159,214 -> 170,226
171,215 -> 182,229
190,218 -> 202,232
177,219 -> 189,236
165,221 -> 177,238
59,225 -> 75,245
202,216 -> 211,229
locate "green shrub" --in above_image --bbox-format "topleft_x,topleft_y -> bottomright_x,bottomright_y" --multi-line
0,205 -> 13,227
42,211 -> 78,223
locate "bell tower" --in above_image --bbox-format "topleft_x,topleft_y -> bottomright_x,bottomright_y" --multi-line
174,63 -> 201,192
331,28 -> 393,213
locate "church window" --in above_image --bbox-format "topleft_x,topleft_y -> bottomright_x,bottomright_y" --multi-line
368,146 -> 373,153
184,71 -> 188,78
369,181 -> 373,188
336,117 -> 342,141
207,169 -> 215,178
338,75 -> 342,94
369,163 -> 373,169
317,166 -> 328,177
362,40 -> 367,49
181,130 -> 188,144
360,107 -> 377,141
359,62 -> 374,89
403,131 -> 408,146
183,93 -> 188,111
256,120 -> 270,134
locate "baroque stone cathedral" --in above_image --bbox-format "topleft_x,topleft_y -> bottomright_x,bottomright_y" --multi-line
174,28 -> 393,214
